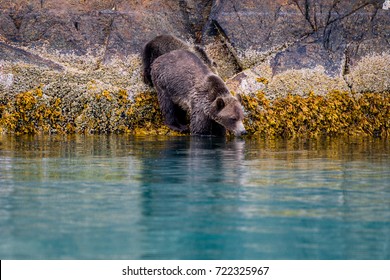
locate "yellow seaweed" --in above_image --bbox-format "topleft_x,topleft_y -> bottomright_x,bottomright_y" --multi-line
1,85 -> 389,138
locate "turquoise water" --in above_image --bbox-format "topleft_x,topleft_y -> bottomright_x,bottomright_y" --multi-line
0,135 -> 389,259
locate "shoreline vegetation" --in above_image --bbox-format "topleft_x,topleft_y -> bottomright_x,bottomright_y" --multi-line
1,86 -> 388,138
1,1 -> 389,139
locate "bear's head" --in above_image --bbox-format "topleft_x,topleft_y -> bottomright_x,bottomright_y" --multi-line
206,75 -> 247,137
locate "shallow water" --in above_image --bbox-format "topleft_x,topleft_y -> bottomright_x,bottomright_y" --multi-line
0,135 -> 389,260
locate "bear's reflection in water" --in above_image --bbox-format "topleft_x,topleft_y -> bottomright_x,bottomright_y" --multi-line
137,137 -> 245,208
136,136 -> 246,258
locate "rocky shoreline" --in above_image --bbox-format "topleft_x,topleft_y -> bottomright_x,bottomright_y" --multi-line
1,0 -> 389,137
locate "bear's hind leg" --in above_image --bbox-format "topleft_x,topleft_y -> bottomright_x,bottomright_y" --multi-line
141,43 -> 153,86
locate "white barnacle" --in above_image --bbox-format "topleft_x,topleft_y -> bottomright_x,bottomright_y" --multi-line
0,73 -> 13,89
383,0 -> 390,10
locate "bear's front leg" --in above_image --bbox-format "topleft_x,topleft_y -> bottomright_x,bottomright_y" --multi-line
189,110 -> 214,136
156,86 -> 189,133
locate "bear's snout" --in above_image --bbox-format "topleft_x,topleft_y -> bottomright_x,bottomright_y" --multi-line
239,129 -> 248,136
234,122 -> 247,136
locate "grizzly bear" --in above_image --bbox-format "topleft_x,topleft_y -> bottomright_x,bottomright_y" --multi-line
142,34 -> 217,86
151,49 -> 246,137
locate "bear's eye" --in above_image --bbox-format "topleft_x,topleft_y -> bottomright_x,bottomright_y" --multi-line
230,117 -> 238,122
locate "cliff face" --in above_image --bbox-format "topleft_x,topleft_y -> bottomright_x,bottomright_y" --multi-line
204,0 -> 389,96
0,0 -> 389,136
0,1 -> 209,62
1,0 -> 389,91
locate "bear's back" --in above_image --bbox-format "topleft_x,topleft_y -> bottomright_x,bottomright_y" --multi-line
151,49 -> 211,94
151,49 -> 214,111
153,50 -> 210,77
148,35 -> 188,55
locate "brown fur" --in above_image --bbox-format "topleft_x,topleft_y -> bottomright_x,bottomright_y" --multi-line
151,50 -> 246,137
142,34 -> 217,86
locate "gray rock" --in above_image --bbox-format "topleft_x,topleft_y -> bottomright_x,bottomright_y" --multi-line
204,0 -> 389,77
0,42 -> 63,70
0,0 -> 389,100
0,0 -> 203,61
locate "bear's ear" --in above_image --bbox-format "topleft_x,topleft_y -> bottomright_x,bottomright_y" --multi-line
216,97 -> 225,111
206,75 -> 227,101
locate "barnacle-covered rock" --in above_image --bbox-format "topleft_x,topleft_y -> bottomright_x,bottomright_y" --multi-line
0,0 -> 389,137
239,90 -> 390,138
